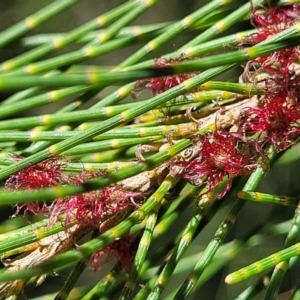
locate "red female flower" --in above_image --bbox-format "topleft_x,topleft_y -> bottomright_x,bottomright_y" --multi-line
50,170 -> 140,272
51,187 -> 139,228
171,131 -> 260,197
133,54 -> 197,97
5,157 -> 68,215
5,157 -> 67,190
91,234 -> 135,272
244,4 -> 300,76
240,90 -> 300,150
249,4 -> 300,43
49,170 -> 141,228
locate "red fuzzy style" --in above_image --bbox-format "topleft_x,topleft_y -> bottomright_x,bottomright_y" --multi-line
5,157 -> 68,216
91,235 -> 135,272
49,170 -> 140,228
250,5 -> 300,42
133,54 -> 196,97
172,131 -> 260,197
240,90 -> 300,150
5,157 -> 67,190
50,187 -> 138,228
244,4 -> 300,76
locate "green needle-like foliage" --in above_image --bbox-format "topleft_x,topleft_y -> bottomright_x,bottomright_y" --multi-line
1,1 -> 300,299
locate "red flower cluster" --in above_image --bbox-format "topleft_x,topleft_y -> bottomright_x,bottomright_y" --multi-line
5,157 -> 67,191
133,54 -> 197,97
51,189 -> 139,229
240,90 -> 300,150
49,170 -> 140,227
249,4 -> 300,43
6,158 -> 140,230
6,158 -> 141,271
245,4 -> 300,76
6,157 -> 68,216
239,3 -> 300,151
91,234 -> 135,272
171,131 -> 261,197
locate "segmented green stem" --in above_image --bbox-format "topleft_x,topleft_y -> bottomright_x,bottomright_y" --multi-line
149,214 -> 202,300
22,22 -> 170,46
81,264 -> 122,300
55,260 -> 87,300
125,29 -> 255,71
263,201 -> 300,299
120,207 -> 159,300
65,161 -> 138,173
174,165 -> 267,299
0,1 -> 140,106
0,84 -> 241,133
23,101 -> 84,155
118,0 -> 231,68
0,65 -> 232,181
234,221 -> 300,299
225,242 -> 300,285
7,0 -> 157,77
179,0 -> 264,48
0,0 -> 137,71
152,185 -> 200,239
63,137 -> 163,155
0,86 -> 89,119
0,32 -> 299,91
238,191 -> 300,206
0,124 -> 197,142
147,181 -> 227,300
0,219 -> 49,241
0,221 -> 74,258
0,0 -> 79,48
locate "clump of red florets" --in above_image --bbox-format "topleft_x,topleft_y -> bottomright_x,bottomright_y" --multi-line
60,171 -> 140,272
50,185 -> 140,229
5,157 -> 68,216
133,54 -> 197,97
5,157 -> 68,191
240,89 -> 300,151
238,2 -> 300,153
5,158 -> 141,272
171,131 -> 262,197
6,159 -> 141,229
243,3 -> 300,77
249,4 -> 300,43
46,169 -> 141,228
91,234 -> 136,272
